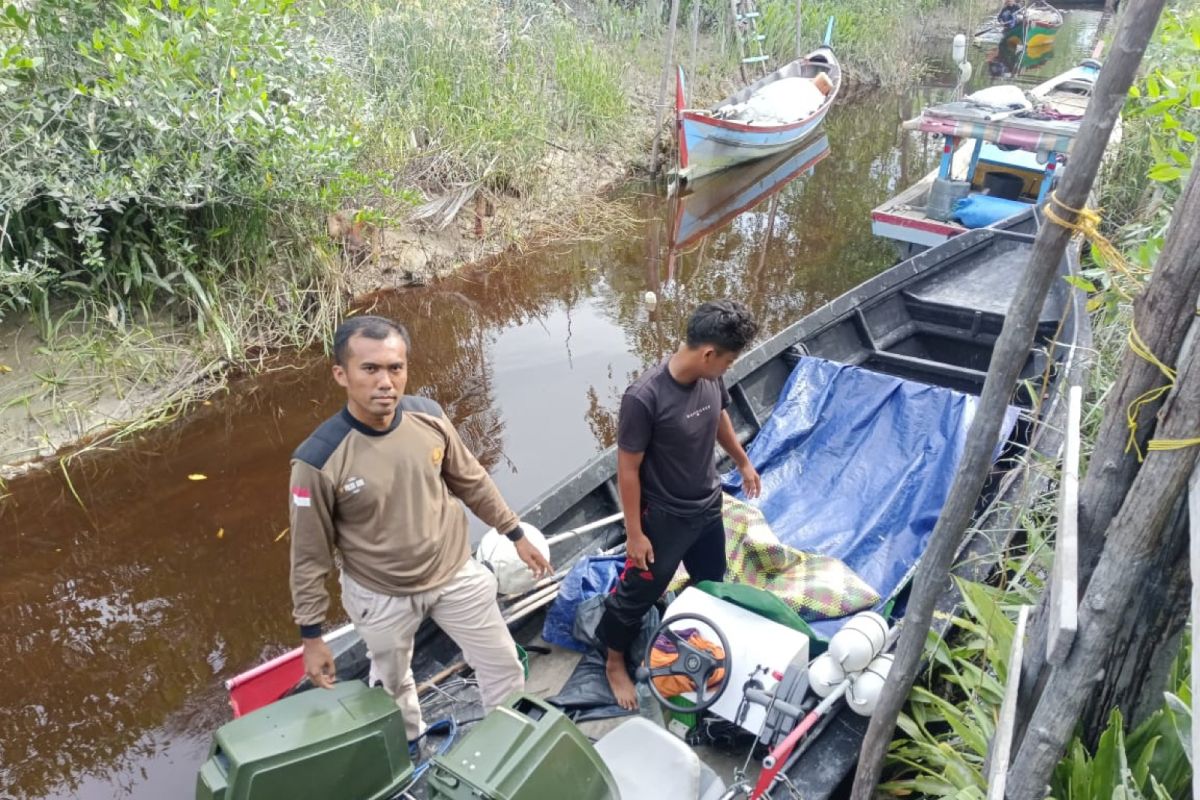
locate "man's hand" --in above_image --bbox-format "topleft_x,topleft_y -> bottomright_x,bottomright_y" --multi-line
739,461 -> 762,499
626,530 -> 655,571
303,637 -> 336,689
514,537 -> 552,579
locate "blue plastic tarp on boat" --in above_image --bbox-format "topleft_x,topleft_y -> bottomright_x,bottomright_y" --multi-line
542,555 -> 626,652
724,357 -> 1017,622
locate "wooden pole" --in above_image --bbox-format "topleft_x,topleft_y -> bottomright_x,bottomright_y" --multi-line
650,0 -> 683,179
731,0 -> 748,84
690,0 -> 701,79
1009,315 -> 1200,797
1190,463 -> 1199,800
1017,57 -> 1200,749
795,0 -> 803,58
850,2 -> 1167,796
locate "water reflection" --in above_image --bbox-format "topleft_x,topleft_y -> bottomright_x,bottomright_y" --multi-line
974,3 -> 1110,83
1,90 -> 941,799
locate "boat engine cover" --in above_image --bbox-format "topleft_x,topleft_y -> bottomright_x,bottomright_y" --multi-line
427,695 -> 619,800
195,681 -> 412,800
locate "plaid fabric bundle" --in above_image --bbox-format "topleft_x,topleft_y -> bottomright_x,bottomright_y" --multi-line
670,494 -> 880,621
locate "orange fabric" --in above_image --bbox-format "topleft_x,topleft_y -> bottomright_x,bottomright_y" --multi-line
649,633 -> 726,697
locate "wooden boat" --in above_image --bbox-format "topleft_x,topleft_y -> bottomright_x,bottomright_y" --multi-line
209,208 -> 1087,800
1001,0 -> 1063,55
871,58 -> 1108,258
669,133 -> 830,252
675,48 -> 841,183
994,23 -> 1057,74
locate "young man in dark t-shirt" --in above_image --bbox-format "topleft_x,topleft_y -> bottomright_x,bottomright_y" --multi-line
597,300 -> 761,709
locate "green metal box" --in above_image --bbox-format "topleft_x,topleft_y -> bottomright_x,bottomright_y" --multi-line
427,695 -> 618,800
196,681 -> 413,800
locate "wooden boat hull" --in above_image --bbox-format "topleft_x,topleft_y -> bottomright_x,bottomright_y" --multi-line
677,48 -> 840,182
225,209 -> 1088,799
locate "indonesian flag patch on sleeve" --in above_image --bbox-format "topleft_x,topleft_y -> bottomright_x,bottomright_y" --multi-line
292,486 -> 312,508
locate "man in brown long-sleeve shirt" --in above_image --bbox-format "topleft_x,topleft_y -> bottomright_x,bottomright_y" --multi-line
290,315 -> 551,742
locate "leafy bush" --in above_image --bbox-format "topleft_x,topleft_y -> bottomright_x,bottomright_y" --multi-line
882,577 -> 1192,799
1125,7 -> 1199,188
0,0 -> 358,323
1050,695 -> 1192,800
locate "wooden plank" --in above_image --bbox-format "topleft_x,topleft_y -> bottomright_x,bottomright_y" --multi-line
1047,384 -> 1082,664
988,604 -> 1030,800
1190,463 -> 1199,800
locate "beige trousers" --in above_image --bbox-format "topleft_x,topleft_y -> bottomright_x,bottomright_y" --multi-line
340,558 -> 524,741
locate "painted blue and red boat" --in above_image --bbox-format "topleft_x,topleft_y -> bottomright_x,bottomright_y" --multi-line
675,46 -> 841,183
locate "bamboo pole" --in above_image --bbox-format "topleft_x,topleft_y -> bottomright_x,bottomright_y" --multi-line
849,2 -> 1166,795
650,0 -> 683,179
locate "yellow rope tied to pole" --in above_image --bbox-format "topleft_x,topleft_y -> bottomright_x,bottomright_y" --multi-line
1043,192 -> 1197,461
1043,192 -> 1147,299
1124,326 -> 1177,462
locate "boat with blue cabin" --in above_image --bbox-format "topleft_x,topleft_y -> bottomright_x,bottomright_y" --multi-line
870,58 -> 1110,258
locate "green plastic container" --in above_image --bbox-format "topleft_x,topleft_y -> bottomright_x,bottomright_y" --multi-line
427,694 -> 618,800
196,681 -> 413,800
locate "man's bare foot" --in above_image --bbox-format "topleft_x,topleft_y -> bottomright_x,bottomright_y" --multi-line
605,648 -> 638,711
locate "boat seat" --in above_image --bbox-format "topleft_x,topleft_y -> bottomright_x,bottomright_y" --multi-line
594,716 -> 726,800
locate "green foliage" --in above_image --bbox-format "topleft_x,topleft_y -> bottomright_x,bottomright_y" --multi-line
0,0 -> 358,328
0,0 -> 631,345
883,571 -> 1192,799
1124,7 -> 1200,189
1049,669 -> 1192,800
1077,5 -> 1199,323
750,0 -> 941,86
881,579 -> 1013,798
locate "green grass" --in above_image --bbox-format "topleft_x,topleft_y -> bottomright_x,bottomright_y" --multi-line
0,0 -> 960,468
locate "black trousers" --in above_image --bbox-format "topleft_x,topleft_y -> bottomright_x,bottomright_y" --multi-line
596,498 -> 727,654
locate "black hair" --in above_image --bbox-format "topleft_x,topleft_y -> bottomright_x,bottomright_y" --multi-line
685,300 -> 759,353
333,316 -> 411,366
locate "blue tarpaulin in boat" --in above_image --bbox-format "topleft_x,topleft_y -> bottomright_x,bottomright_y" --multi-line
724,357 -> 1017,634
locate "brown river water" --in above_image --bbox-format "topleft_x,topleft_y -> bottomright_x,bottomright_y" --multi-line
0,10 -> 1106,796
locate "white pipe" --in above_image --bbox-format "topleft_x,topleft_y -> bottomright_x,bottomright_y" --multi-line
504,589 -> 560,626
503,584 -> 560,618
544,512 -> 624,547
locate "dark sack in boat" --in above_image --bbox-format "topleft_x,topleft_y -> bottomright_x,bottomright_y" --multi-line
547,603 -> 661,722
542,555 -> 625,652
571,594 -> 610,651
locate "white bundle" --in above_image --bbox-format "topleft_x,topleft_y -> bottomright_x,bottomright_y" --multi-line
967,84 -> 1031,111
716,77 -> 826,126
